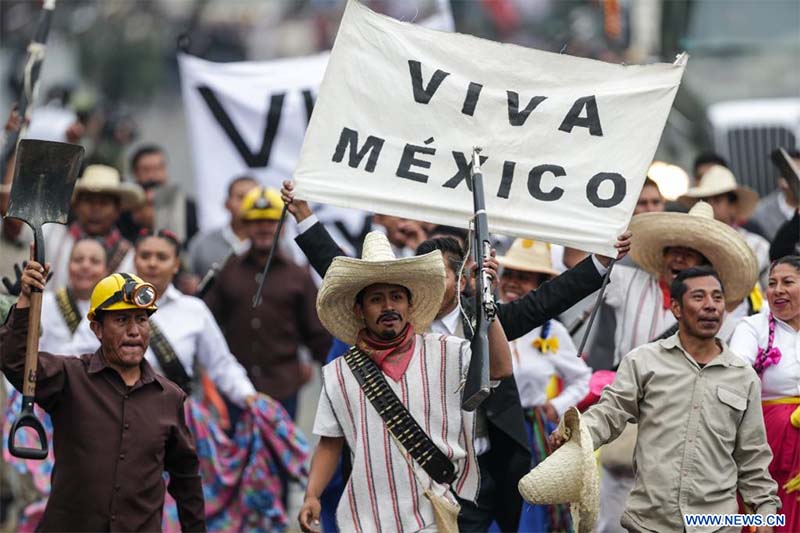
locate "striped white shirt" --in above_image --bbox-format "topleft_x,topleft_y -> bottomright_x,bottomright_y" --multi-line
313,333 -> 479,533
606,265 -> 676,366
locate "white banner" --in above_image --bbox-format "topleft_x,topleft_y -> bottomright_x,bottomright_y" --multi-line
178,52 -> 329,232
294,1 -> 687,256
178,1 -> 454,254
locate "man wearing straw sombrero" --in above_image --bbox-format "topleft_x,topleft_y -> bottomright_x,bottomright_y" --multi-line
596,200 -> 763,531
298,231 -> 513,533
43,164 -> 145,289
532,265 -> 780,533
679,164 -> 770,288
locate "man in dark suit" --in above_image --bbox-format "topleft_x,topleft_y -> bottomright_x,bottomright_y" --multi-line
281,181 -> 629,531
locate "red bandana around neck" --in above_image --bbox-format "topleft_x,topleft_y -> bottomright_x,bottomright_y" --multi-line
658,278 -> 671,310
355,323 -> 416,382
69,223 -> 123,250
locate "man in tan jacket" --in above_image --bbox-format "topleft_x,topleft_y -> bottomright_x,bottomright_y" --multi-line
552,266 -> 779,532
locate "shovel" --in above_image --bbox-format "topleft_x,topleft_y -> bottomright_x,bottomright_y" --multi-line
4,139 -> 83,460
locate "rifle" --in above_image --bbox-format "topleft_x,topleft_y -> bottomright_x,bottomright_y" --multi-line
462,147 -> 495,412
2,0 -> 57,165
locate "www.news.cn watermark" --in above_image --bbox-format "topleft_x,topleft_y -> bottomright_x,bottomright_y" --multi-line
684,513 -> 785,528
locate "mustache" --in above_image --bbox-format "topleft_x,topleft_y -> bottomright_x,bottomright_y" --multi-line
377,310 -> 402,324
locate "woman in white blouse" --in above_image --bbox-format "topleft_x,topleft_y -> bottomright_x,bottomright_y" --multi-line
498,238 -> 591,532
39,237 -> 109,354
134,229 -> 256,407
730,256 -> 800,532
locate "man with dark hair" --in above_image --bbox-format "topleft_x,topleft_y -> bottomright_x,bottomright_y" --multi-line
427,225 -> 469,247
299,231 -> 512,533
1,267 -> 206,531
118,143 -> 198,245
668,265 -> 724,302
281,180 -> 630,531
551,265 -> 780,532
597,200 -> 760,531
44,164 -> 144,288
188,175 -> 259,277
204,187 -> 330,418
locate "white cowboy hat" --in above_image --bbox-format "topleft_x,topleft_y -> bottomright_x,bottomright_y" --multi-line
316,231 -> 446,345
629,201 -> 757,305
498,239 -> 560,278
678,165 -> 759,219
72,164 -> 145,211
518,407 -> 599,533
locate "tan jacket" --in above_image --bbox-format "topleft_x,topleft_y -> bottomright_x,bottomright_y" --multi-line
584,333 -> 780,532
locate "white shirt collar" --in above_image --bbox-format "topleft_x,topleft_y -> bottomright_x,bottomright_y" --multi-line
777,191 -> 794,220
158,284 -> 182,305
437,305 -> 462,336
221,224 -> 250,254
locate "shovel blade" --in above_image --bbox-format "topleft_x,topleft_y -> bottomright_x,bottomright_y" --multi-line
6,139 -> 84,229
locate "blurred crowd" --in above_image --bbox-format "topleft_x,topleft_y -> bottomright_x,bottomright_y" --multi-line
1,95 -> 799,531
0,1 -> 798,532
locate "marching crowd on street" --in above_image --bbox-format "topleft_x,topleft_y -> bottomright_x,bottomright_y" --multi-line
1,94 -> 799,533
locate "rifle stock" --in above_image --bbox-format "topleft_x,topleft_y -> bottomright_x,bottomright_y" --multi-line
462,148 -> 494,411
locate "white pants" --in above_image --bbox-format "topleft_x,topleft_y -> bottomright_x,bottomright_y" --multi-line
595,465 -> 634,533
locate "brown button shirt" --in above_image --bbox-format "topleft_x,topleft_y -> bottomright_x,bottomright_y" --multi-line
1,307 -> 206,532
203,250 -> 331,400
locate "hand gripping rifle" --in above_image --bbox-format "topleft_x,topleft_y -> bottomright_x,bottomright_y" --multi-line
462,147 -> 495,412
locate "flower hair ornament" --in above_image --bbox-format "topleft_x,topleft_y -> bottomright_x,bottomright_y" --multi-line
532,320 -> 560,354
753,313 -> 782,375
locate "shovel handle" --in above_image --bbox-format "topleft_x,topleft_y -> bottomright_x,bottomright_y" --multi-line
8,395 -> 48,460
22,289 -> 42,397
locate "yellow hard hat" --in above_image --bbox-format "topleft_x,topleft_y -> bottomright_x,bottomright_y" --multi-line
240,187 -> 283,221
88,273 -> 158,321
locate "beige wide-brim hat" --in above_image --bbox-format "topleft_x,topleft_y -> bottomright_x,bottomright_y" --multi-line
678,165 -> 759,220
498,239 -> 560,278
630,201 -> 757,305
518,407 -> 599,533
73,164 -> 145,211
316,231 -> 446,345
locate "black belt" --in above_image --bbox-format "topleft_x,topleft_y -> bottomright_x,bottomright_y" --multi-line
343,346 -> 456,485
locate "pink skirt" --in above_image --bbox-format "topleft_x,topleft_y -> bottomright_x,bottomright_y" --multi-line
762,403 -> 800,533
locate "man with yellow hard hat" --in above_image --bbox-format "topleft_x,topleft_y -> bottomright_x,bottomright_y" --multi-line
204,187 -> 330,421
1,263 -> 206,532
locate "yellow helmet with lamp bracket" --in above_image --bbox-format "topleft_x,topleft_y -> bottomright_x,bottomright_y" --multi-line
239,187 -> 283,221
88,273 -> 158,321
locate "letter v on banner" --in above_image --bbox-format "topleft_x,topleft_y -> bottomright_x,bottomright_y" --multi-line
178,52 -> 330,232
197,87 -> 291,168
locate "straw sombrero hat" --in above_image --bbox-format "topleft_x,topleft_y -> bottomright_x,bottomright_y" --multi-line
629,201 -> 757,305
498,239 -> 560,278
316,232 -> 446,345
73,164 -> 144,210
518,407 -> 599,533
678,165 -> 759,219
